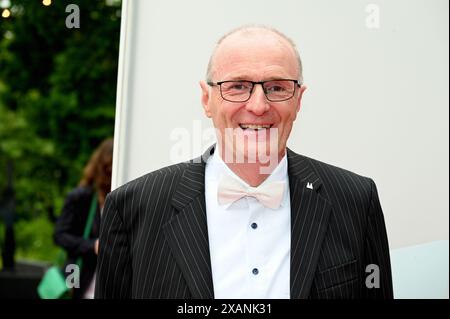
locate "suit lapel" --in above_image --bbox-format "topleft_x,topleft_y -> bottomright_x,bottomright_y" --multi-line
287,148 -> 332,299
163,146 -> 215,299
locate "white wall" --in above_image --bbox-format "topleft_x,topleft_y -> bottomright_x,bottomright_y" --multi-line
113,0 -> 449,251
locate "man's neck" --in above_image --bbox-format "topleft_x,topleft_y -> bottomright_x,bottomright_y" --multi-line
218,149 -> 286,187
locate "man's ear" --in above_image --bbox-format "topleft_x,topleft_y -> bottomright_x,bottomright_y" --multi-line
199,80 -> 212,118
296,85 -> 307,113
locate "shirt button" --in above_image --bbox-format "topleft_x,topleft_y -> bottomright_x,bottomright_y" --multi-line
252,268 -> 259,275
251,222 -> 258,229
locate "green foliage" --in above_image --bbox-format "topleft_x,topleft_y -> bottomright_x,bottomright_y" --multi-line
0,0 -> 121,263
14,215 -> 60,263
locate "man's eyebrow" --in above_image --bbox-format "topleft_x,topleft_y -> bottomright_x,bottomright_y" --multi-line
224,76 -> 291,81
224,76 -> 250,81
264,76 -> 292,81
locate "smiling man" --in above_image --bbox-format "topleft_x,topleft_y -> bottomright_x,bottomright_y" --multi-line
201,28 -> 305,184
95,25 -> 393,299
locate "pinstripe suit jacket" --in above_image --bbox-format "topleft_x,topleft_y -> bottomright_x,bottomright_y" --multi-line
95,146 -> 393,299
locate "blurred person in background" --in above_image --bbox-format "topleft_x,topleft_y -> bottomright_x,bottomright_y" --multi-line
54,138 -> 113,299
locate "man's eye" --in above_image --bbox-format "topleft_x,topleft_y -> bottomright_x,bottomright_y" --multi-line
230,83 -> 248,90
266,85 -> 285,92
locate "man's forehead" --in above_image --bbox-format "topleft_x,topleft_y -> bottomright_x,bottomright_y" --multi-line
212,31 -> 298,77
216,30 -> 294,58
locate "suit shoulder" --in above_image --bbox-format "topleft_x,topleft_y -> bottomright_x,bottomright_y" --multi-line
300,154 -> 375,200
308,156 -> 371,181
107,161 -> 194,202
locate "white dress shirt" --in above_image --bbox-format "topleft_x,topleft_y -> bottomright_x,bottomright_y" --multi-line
83,271 -> 96,299
205,150 -> 291,299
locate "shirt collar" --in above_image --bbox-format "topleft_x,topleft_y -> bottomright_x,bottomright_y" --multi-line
206,148 -> 289,208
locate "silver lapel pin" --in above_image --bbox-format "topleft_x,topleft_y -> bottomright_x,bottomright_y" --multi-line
306,182 -> 313,190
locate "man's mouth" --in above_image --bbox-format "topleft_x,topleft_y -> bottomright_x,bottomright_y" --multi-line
239,124 -> 273,131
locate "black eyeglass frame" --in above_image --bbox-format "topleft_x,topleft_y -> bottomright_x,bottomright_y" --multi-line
207,79 -> 301,103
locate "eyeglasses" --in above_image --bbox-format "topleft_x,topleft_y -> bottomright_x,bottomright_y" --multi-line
207,79 -> 301,103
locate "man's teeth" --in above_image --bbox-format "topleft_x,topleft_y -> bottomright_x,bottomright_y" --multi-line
239,124 -> 271,130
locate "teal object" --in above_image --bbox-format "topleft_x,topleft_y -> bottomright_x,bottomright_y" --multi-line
37,266 -> 70,299
37,194 -> 98,299
391,240 -> 449,299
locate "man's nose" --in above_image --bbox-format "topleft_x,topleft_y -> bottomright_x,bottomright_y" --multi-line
245,84 -> 269,115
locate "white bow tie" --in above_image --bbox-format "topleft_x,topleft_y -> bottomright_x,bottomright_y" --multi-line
217,174 -> 285,209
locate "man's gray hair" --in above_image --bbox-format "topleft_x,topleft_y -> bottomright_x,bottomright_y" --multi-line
206,25 -> 303,84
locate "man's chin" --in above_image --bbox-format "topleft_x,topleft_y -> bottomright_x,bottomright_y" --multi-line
230,141 -> 279,165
